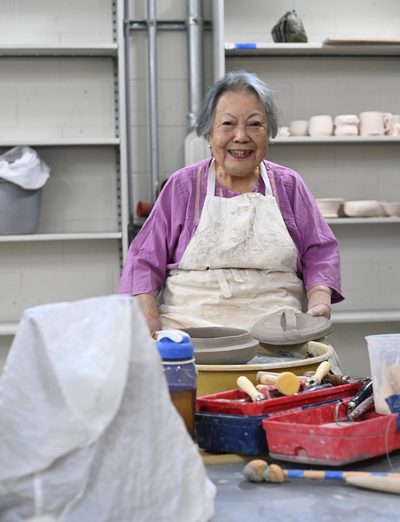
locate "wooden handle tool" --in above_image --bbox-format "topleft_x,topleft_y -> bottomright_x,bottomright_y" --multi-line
257,371 -> 300,395
237,376 -> 266,402
345,475 -> 400,494
307,361 -> 331,388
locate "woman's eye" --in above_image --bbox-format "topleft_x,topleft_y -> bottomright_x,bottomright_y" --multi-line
251,122 -> 261,126
222,121 -> 232,126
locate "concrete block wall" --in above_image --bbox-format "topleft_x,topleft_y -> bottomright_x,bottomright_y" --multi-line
0,0 -> 124,368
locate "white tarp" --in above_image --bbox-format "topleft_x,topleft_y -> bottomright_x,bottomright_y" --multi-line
0,295 -> 215,522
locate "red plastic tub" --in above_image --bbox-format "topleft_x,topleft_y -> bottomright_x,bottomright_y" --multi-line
262,398 -> 400,466
196,382 -> 363,416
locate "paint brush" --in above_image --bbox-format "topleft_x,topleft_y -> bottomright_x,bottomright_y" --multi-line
242,459 -> 400,492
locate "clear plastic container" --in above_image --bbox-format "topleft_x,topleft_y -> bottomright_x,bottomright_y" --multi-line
156,330 -> 197,439
366,334 -> 400,415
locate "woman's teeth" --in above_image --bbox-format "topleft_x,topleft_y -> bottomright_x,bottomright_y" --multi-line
229,150 -> 252,155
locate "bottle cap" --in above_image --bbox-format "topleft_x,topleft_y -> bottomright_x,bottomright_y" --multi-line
156,329 -> 194,359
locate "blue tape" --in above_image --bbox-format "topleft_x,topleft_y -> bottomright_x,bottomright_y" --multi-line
235,43 -> 257,49
324,471 -> 344,480
385,395 -> 400,430
287,470 -> 305,478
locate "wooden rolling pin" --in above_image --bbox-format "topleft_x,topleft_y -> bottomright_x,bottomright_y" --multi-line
256,371 -> 301,396
237,376 -> 266,402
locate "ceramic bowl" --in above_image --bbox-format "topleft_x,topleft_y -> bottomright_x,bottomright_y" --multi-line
334,124 -> 359,136
380,202 -> 400,217
308,115 -> 334,137
315,198 -> 344,218
334,114 -> 360,125
180,327 -> 259,365
289,120 -> 309,136
343,200 -> 383,218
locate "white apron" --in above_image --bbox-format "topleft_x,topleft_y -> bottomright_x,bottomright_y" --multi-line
157,160 -> 307,331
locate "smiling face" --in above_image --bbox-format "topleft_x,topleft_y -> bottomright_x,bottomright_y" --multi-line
208,90 -> 269,183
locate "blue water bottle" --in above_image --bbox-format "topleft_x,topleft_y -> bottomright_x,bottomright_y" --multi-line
156,330 -> 197,439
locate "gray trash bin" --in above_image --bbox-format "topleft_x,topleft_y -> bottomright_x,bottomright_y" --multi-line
0,179 -> 42,234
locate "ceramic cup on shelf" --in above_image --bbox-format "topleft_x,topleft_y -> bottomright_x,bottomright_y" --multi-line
388,114 -> 400,136
334,114 -> 360,136
382,113 -> 393,135
289,120 -> 309,136
308,115 -> 334,137
359,111 -> 385,136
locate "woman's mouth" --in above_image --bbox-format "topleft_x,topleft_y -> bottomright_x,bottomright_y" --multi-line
228,149 -> 253,158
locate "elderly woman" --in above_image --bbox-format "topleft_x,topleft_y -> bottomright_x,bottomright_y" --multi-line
119,71 -> 344,348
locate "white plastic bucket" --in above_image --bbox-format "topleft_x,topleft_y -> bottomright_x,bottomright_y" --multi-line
366,334 -> 400,415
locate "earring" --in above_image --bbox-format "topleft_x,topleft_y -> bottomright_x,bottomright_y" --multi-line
208,144 -> 211,149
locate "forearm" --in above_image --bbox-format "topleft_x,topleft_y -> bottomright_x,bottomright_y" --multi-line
135,293 -> 162,338
307,285 -> 332,319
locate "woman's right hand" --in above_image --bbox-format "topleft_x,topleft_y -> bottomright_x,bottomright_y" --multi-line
135,293 -> 162,339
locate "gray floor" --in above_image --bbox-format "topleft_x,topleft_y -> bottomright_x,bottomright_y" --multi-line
207,450 -> 400,522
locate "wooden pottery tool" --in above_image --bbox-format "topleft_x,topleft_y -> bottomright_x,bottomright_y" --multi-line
345,475 -> 400,494
256,371 -> 300,395
347,378 -> 373,413
237,376 -> 266,402
302,370 -> 368,386
242,459 -> 400,487
255,385 -> 280,399
307,361 -> 331,388
257,371 -> 308,383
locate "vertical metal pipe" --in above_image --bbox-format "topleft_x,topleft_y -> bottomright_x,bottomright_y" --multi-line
123,0 -> 135,244
147,0 -> 160,202
212,0 -> 225,82
187,0 -> 204,132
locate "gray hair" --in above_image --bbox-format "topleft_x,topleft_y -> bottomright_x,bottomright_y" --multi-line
194,70 -> 281,140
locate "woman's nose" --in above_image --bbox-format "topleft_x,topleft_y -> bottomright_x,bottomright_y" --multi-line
233,124 -> 249,142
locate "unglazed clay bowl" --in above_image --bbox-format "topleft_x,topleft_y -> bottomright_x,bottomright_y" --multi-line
343,200 -> 382,218
308,115 -> 334,136
289,120 -> 309,136
380,202 -> 400,217
315,198 -> 345,218
181,327 -> 259,365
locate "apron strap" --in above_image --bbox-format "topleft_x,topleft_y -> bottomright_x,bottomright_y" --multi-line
207,159 -> 216,196
260,161 -> 273,196
215,269 -> 233,298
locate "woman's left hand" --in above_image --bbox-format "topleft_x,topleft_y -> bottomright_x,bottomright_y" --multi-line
307,303 -> 331,319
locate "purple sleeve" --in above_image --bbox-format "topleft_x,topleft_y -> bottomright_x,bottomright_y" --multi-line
118,171 -> 193,297
118,161 -> 207,297
268,161 -> 345,304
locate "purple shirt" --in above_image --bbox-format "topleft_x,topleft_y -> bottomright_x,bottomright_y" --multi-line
118,158 -> 344,303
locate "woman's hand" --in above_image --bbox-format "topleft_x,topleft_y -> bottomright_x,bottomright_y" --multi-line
306,285 -> 332,319
135,293 -> 162,339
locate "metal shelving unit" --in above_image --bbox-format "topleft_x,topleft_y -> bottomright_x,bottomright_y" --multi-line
0,0 -> 129,338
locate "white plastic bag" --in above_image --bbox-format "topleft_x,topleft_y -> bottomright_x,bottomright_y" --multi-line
0,295 -> 215,522
0,146 -> 50,189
